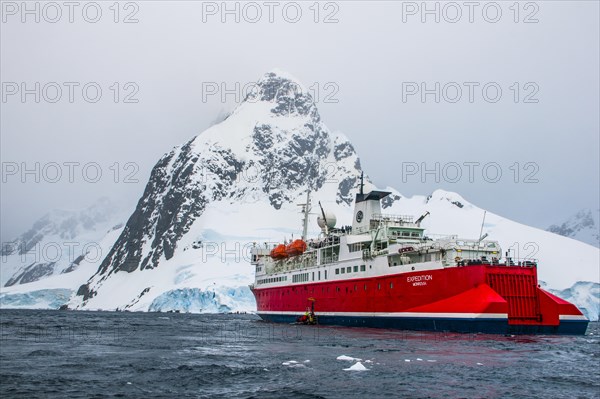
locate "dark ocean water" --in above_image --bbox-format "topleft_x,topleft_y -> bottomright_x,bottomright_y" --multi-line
0,310 -> 598,399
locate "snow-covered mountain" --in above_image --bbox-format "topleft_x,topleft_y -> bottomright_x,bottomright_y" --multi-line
69,69 -> 366,312
1,70 -> 598,320
547,209 -> 599,248
1,198 -> 125,287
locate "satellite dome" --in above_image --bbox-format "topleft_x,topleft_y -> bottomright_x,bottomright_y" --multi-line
317,211 -> 337,229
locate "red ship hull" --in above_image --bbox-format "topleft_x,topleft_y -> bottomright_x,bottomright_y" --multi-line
251,265 -> 588,335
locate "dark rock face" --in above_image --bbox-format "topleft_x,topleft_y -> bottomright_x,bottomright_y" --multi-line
245,72 -> 320,121
97,139 -> 216,275
451,201 -> 464,209
76,283 -> 95,300
382,194 -> 402,209
337,177 -> 357,205
62,254 -> 86,274
5,262 -> 56,286
334,141 -> 356,161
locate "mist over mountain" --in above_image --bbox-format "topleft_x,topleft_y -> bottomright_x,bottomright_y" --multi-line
547,209 -> 599,248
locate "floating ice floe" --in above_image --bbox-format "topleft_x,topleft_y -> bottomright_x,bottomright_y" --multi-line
476,363 -> 483,366
344,362 -> 368,371
404,359 -> 411,362
416,358 -> 423,361
337,355 -> 362,361
427,360 -> 437,363
282,360 -> 306,368
303,360 -> 310,363
282,360 -> 298,366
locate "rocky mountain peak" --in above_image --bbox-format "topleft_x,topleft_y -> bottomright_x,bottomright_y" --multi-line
241,70 -> 320,121
76,71 -> 363,303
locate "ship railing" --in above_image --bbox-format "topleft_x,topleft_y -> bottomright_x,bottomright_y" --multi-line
456,258 -> 538,267
265,252 -> 318,274
320,254 -> 339,265
503,258 -> 539,267
372,214 -> 414,224
425,234 -> 458,241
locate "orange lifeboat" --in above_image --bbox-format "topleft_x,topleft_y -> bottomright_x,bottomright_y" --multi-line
270,244 -> 288,259
286,239 -> 307,257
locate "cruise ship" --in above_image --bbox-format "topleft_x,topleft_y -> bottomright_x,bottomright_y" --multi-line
250,177 -> 589,334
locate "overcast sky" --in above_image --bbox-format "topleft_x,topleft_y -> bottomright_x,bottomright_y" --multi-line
1,1 -> 599,240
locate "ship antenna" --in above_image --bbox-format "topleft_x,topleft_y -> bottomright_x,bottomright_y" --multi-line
476,210 -> 487,259
301,190 -> 311,240
478,210 -> 487,241
359,172 -> 364,195
318,201 -> 329,236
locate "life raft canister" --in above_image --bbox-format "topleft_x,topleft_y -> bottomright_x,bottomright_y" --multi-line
270,244 -> 288,259
286,239 -> 307,256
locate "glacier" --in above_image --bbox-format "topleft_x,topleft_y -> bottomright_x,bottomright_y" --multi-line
0,289 -> 72,309
148,286 -> 255,313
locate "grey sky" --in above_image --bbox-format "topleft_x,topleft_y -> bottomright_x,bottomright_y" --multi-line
1,1 -> 599,240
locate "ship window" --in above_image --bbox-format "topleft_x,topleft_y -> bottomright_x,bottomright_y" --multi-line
335,268 -> 339,275
325,271 -> 327,279
354,284 -> 357,291
312,272 -> 314,281
364,284 -> 367,290
341,268 -> 345,274
360,265 -> 366,271
411,232 -> 420,237
378,283 -> 381,290
349,243 -> 362,252
402,232 -> 410,237
318,271 -> 321,280
346,267 -> 351,273
353,266 -> 358,272
336,287 -> 340,292
390,282 -> 394,289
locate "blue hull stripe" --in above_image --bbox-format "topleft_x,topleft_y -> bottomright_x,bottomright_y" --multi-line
257,313 -> 588,335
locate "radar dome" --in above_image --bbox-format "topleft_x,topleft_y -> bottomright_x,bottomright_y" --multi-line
317,211 -> 337,229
